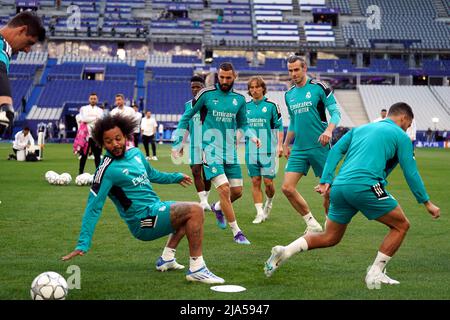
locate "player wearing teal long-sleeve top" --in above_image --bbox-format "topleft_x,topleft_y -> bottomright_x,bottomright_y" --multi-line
62,114 -> 225,284
172,63 -> 260,245
264,102 -> 440,290
281,55 -> 341,235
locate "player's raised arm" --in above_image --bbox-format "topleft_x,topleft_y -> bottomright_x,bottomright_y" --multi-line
142,152 -> 185,184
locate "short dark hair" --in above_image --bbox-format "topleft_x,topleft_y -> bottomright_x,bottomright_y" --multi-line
23,126 -> 30,131
8,11 -> 46,42
219,62 -> 235,72
388,102 -> 414,119
191,75 -> 205,84
115,94 -> 125,99
381,108 -> 387,112
287,55 -> 307,65
89,93 -> 97,97
92,114 -> 137,146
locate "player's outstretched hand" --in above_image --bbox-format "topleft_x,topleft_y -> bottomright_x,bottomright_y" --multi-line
179,174 -> 193,187
61,250 -> 84,261
425,201 -> 440,219
318,129 -> 332,146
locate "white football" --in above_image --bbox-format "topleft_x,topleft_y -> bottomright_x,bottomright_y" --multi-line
75,173 -> 93,186
60,173 -> 72,185
30,271 -> 69,300
45,170 -> 57,181
47,173 -> 60,185
75,174 -> 84,186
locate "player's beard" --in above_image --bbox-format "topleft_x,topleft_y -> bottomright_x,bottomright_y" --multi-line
219,81 -> 234,92
110,144 -> 126,158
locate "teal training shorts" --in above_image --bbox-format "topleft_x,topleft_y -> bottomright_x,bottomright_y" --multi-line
203,161 -> 242,181
131,201 -> 175,241
328,184 -> 398,225
246,153 -> 277,179
285,146 -> 329,177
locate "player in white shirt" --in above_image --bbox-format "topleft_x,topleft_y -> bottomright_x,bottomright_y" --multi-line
8,126 -> 34,160
132,104 -> 143,148
373,109 -> 387,122
141,110 -> 158,160
110,94 -> 135,118
406,118 -> 416,148
110,94 -> 136,146
78,93 -> 104,174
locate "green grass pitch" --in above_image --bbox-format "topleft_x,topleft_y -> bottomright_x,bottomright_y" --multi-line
0,143 -> 448,300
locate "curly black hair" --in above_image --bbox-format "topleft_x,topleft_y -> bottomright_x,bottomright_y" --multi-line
92,114 -> 138,147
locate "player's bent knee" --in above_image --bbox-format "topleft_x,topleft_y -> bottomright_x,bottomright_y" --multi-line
231,186 -> 243,199
399,218 -> 410,233
190,203 -> 204,221
281,184 -> 295,196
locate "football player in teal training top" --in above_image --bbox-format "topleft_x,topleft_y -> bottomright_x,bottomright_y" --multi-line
265,102 -> 440,289
172,62 -> 260,245
178,75 -> 212,211
282,55 -> 341,234
62,114 -> 225,284
243,76 -> 284,224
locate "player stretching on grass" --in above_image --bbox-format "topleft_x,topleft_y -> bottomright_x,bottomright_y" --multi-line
264,102 -> 440,289
62,114 -> 225,284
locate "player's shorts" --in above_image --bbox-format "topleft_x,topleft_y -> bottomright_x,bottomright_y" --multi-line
327,184 -> 398,225
189,145 -> 203,165
245,153 -> 277,179
131,201 -> 175,241
285,146 -> 329,177
203,162 -> 242,181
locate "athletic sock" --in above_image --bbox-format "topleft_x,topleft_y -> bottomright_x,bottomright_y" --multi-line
284,237 -> 309,259
161,247 -> 176,261
198,191 -> 207,203
214,202 -> 221,211
303,212 -> 320,227
254,203 -> 264,216
229,221 -> 241,236
368,251 -> 391,274
189,256 -> 205,272
265,196 -> 274,206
